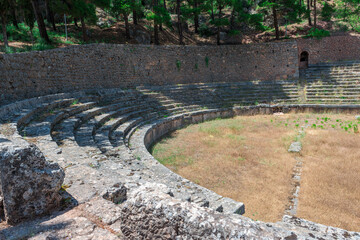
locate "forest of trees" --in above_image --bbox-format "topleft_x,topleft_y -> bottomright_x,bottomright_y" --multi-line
1,0 -> 360,50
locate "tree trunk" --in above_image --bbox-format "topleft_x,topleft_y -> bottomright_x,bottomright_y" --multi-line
29,26 -> 34,43
194,0 -> 199,33
230,6 -> 235,30
124,14 -> 130,39
31,0 -> 51,43
74,18 -> 79,28
80,17 -> 88,42
1,15 -> 9,48
314,0 -> 317,28
154,23 -> 159,44
307,0 -> 312,26
159,0 -> 163,31
343,2 -> 347,21
45,0 -> 56,31
217,5 -> 222,45
177,0 -> 183,45
11,9 -> 19,29
211,0 -> 215,21
272,5 -> 279,40
153,0 -> 159,45
133,9 -> 138,25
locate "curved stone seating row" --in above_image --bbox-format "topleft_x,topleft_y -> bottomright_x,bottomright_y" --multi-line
304,61 -> 360,104
128,103 -> 360,239
137,80 -> 300,105
1,84 -> 360,238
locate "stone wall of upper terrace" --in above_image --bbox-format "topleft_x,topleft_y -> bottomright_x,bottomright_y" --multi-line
0,41 -> 298,105
297,35 -> 360,65
3,35 -> 360,105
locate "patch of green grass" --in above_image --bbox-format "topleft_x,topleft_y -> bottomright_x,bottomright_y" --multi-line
205,56 -> 209,67
259,158 -> 275,166
176,60 -> 181,71
152,144 -> 192,170
226,134 -> 245,141
71,99 -> 79,105
199,125 -> 220,135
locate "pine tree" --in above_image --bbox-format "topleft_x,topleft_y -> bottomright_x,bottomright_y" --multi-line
31,0 -> 51,43
260,0 -> 305,40
111,0 -> 132,39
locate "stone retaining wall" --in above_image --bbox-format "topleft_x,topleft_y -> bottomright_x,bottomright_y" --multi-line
2,35 -> 360,105
297,35 -> 360,65
0,42 -> 298,105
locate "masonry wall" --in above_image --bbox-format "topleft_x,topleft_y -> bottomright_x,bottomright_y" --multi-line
297,35 -> 360,65
0,42 -> 299,105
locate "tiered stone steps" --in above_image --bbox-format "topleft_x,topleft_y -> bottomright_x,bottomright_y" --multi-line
304,61 -> 360,104
1,78 -> 360,238
137,81 -> 300,106
10,82 -> 301,215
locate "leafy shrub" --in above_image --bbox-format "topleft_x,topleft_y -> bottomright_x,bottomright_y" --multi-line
198,24 -> 213,37
347,15 -> 360,32
31,40 -> 55,51
248,13 -> 269,31
321,2 -> 335,21
335,22 -> 349,32
305,28 -> 330,39
228,30 -> 240,36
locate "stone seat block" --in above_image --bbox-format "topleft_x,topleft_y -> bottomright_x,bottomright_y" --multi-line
0,142 -> 64,225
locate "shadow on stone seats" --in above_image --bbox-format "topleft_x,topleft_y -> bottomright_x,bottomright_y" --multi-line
0,138 -> 10,143
148,81 -> 293,109
0,218 -> 72,239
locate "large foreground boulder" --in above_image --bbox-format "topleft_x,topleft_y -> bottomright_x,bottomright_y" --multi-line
0,143 -> 65,224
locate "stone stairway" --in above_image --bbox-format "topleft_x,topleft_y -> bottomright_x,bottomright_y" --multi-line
304,61 -> 360,104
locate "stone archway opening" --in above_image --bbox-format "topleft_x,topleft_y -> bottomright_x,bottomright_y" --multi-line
300,51 -> 309,69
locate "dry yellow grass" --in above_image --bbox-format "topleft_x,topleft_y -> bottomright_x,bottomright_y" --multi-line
152,113 -> 360,230
298,129 -> 360,231
153,115 -> 297,222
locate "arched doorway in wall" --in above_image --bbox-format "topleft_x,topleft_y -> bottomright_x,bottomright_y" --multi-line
299,51 -> 309,69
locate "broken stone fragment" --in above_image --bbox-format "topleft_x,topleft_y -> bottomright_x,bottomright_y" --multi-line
0,143 -> 65,225
102,183 -> 127,204
288,141 -> 302,153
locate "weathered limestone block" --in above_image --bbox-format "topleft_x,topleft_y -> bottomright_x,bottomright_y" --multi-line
288,141 -> 302,153
118,183 -> 360,239
119,183 -> 291,239
102,183 -> 127,204
0,143 -> 65,224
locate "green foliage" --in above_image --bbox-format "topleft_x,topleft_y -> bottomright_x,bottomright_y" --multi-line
110,0 -> 132,18
228,29 -> 240,36
306,28 -> 330,39
3,23 -> 32,42
198,24 -> 213,37
194,63 -> 199,70
176,60 -> 181,70
321,2 -> 335,21
210,17 -> 229,27
146,5 -> 171,27
205,56 -> 209,67
248,13 -> 269,31
31,40 -> 55,51
1,0 -> 359,51
346,14 -> 360,32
